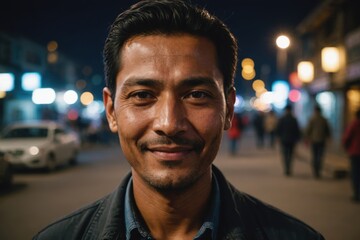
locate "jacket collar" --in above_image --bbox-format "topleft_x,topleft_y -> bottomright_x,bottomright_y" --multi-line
83,166 -> 264,240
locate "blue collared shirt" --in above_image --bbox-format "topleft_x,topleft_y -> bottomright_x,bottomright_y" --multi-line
124,173 -> 220,240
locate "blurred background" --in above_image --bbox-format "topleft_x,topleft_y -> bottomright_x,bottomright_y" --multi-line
0,0 -> 360,239
0,0 -> 359,148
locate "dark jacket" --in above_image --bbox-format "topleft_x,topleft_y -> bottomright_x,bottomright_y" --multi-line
277,113 -> 301,144
33,166 -> 324,240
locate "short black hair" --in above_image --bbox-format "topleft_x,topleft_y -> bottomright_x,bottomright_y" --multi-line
103,0 -> 238,100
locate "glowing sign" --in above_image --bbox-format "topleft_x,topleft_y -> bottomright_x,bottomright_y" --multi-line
0,73 -> 15,91
22,72 -> 41,91
32,88 -> 56,104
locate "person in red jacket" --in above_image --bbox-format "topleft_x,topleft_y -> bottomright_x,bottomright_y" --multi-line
227,113 -> 243,155
342,109 -> 360,202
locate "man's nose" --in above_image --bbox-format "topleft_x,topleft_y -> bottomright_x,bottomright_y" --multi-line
152,96 -> 188,137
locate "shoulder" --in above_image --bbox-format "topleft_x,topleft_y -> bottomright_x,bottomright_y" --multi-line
212,166 -> 324,239
33,198 -> 106,240
33,173 -> 131,240
232,189 -> 324,239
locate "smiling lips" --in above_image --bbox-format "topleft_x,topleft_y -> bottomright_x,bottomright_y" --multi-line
148,146 -> 194,160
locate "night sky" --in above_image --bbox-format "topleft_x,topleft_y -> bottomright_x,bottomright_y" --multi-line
0,0 -> 321,95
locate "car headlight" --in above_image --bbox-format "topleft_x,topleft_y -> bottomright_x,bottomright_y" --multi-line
29,146 -> 40,156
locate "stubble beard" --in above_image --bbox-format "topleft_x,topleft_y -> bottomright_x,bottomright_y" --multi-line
141,164 -> 206,194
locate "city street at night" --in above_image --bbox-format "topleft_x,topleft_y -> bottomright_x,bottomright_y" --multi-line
1,1 -> 360,240
0,129 -> 359,240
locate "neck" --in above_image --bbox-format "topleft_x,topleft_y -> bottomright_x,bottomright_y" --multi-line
132,169 -> 213,240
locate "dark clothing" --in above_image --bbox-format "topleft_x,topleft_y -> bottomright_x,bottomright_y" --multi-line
305,114 -> 331,178
342,118 -> 360,200
253,113 -> 265,148
277,113 -> 301,176
33,166 -> 324,240
280,142 -> 296,176
311,142 -> 326,178
350,155 -> 360,201
277,114 -> 301,144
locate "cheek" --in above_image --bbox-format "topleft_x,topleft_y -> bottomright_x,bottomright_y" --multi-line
115,105 -> 149,141
190,109 -> 225,137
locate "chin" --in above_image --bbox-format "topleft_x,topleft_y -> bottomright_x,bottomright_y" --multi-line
143,169 -> 202,192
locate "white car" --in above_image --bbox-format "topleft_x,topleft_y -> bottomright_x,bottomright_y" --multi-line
0,121 -> 81,171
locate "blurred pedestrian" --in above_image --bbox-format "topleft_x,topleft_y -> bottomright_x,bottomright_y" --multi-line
264,110 -> 278,148
276,105 -> 301,176
227,113 -> 243,155
342,109 -> 360,203
253,110 -> 265,148
305,105 -> 331,179
33,1 -> 324,239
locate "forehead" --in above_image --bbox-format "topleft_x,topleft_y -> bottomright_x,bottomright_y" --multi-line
117,34 -> 223,86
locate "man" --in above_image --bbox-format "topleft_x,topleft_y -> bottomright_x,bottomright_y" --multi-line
305,105 -> 331,179
33,1 -> 324,239
276,105 -> 301,176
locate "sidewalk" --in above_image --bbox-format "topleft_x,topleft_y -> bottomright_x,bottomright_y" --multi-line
222,127 -> 350,179
295,141 -> 350,179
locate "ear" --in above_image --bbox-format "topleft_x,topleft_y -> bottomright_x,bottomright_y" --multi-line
103,87 -> 118,133
224,87 -> 236,130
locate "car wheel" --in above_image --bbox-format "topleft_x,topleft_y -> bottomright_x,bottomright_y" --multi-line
46,154 -> 57,172
68,150 -> 78,166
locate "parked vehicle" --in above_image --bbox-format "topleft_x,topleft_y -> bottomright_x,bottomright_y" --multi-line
0,121 -> 81,171
0,150 -> 13,189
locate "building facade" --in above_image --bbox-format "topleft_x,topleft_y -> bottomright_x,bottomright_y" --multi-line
295,0 -> 360,150
0,33 -> 80,130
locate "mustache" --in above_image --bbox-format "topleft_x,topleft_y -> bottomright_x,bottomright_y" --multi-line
138,136 -> 204,153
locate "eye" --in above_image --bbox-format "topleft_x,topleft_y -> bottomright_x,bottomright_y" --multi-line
187,91 -> 208,98
128,91 -> 156,105
132,91 -> 153,99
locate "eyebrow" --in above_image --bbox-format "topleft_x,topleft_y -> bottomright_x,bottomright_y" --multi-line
121,76 -> 219,90
121,78 -> 163,93
178,77 -> 219,89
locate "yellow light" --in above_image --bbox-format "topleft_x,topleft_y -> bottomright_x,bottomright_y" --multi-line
242,69 -> 256,80
255,88 -> 267,98
48,52 -> 58,64
243,65 -> 254,74
47,41 -> 58,52
80,92 -> 94,106
321,47 -> 340,72
252,79 -> 265,92
347,89 -> 360,102
297,61 -> 314,83
241,58 -> 254,68
0,91 -> 5,99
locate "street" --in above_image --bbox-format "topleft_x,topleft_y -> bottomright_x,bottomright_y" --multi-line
0,129 -> 359,240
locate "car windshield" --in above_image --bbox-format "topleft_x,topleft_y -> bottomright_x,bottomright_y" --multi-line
1,127 -> 49,139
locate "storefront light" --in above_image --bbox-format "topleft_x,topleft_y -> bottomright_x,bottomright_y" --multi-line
22,72 -> 41,91
32,88 -> 56,104
321,47 -> 340,72
0,73 -> 15,91
64,90 -> 78,105
297,61 -> 314,83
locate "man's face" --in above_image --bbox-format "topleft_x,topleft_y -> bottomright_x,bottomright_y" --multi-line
103,34 -> 235,191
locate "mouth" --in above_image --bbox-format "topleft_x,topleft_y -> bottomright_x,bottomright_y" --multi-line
147,145 -> 194,161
